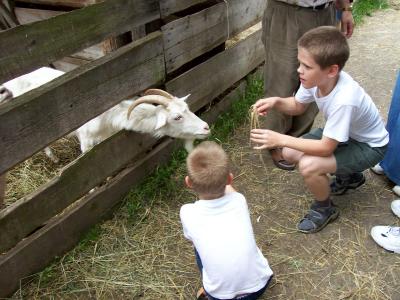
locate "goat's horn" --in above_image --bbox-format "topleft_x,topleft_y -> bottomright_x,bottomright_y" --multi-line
144,89 -> 174,100
127,95 -> 171,120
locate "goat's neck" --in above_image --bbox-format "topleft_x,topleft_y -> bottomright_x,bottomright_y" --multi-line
184,139 -> 194,153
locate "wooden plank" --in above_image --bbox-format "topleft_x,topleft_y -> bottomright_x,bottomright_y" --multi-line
159,0 -> 209,18
166,29 -> 264,112
0,31 -> 165,174
52,56 -> 90,72
15,0 -> 100,8
201,80 -> 247,125
227,0 -> 266,37
0,131 -> 159,254
0,72 -> 248,298
0,138 -> 177,298
163,2 -> 226,73
15,7 -> 63,24
162,0 -> 265,73
15,7 -> 105,61
0,0 -> 159,83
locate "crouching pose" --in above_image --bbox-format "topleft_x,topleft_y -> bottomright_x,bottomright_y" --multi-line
180,141 -> 273,299
250,26 -> 389,233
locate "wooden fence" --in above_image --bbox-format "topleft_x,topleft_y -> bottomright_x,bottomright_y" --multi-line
0,0 -> 266,296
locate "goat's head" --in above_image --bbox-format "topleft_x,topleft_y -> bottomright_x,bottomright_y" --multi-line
127,89 -> 210,142
0,85 -> 13,104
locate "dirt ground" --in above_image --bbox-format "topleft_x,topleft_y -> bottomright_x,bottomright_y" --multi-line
240,7 -> 400,299
14,6 -> 400,300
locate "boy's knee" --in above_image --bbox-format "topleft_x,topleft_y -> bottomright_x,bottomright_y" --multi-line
298,156 -> 319,177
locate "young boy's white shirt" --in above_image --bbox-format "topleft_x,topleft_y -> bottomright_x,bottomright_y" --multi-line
180,192 -> 273,299
296,71 -> 389,147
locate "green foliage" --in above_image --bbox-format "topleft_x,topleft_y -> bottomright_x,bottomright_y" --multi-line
124,149 -> 186,219
75,225 -> 102,251
211,74 -> 264,143
38,265 -> 56,285
353,0 -> 388,24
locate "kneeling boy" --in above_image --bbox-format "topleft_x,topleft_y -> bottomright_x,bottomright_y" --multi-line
180,141 -> 273,299
250,26 -> 388,233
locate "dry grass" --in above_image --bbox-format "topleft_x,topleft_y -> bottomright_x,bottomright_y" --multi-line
6,6 -> 400,300
4,137 -> 80,206
11,121 -> 400,300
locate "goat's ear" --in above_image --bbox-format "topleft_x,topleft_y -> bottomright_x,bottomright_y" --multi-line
181,94 -> 191,102
155,111 -> 168,129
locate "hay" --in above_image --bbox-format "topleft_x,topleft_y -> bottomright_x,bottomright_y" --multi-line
12,125 -> 400,299
5,137 -> 80,206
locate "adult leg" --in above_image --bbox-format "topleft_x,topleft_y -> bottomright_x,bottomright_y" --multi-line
262,1 -> 302,169
380,71 -> 400,187
282,147 -> 304,165
262,2 -> 333,168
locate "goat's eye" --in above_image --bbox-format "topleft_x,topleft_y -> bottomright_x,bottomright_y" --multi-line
174,115 -> 183,121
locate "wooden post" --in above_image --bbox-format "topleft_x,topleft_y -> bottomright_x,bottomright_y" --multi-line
0,0 -> 19,30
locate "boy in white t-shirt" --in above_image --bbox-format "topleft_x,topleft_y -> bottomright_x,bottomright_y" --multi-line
250,26 -> 389,233
180,141 -> 273,300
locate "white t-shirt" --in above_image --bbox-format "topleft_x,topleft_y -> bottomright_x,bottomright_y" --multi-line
180,192 -> 273,299
295,71 -> 389,147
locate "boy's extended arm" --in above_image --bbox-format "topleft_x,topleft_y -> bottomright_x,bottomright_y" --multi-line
250,130 -> 339,157
253,96 -> 308,116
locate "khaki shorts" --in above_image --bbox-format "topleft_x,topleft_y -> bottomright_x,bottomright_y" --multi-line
302,128 -> 387,175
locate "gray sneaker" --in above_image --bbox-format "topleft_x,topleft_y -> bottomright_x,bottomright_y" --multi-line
330,172 -> 365,195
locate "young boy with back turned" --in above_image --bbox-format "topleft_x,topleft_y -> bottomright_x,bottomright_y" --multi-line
180,141 -> 273,300
250,26 -> 389,234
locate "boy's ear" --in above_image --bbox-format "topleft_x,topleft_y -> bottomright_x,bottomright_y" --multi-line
185,176 -> 193,188
227,173 -> 233,185
327,64 -> 340,78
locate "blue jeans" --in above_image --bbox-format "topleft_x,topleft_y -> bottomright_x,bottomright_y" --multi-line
380,70 -> 400,185
194,249 -> 273,300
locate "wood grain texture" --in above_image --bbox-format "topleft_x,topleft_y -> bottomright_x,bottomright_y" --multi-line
0,131 -> 159,254
162,0 -> 265,73
159,0 -> 209,17
0,0 -> 159,82
0,138 -> 177,298
166,29 -> 264,112
0,70 -> 250,298
0,31 -> 165,174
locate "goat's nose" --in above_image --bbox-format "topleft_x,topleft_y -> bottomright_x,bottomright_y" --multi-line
204,124 -> 210,131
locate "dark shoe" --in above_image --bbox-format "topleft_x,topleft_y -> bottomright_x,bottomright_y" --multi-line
330,172 -> 366,195
297,203 -> 339,233
270,148 -> 295,171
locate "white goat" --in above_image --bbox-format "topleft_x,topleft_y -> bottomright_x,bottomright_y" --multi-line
77,89 -> 210,153
0,67 -> 210,160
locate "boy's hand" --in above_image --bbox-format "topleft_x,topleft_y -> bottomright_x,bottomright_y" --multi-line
250,129 -> 286,150
253,97 -> 279,116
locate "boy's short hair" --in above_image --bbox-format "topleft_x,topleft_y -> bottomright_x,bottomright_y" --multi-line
187,141 -> 229,196
298,26 -> 350,71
